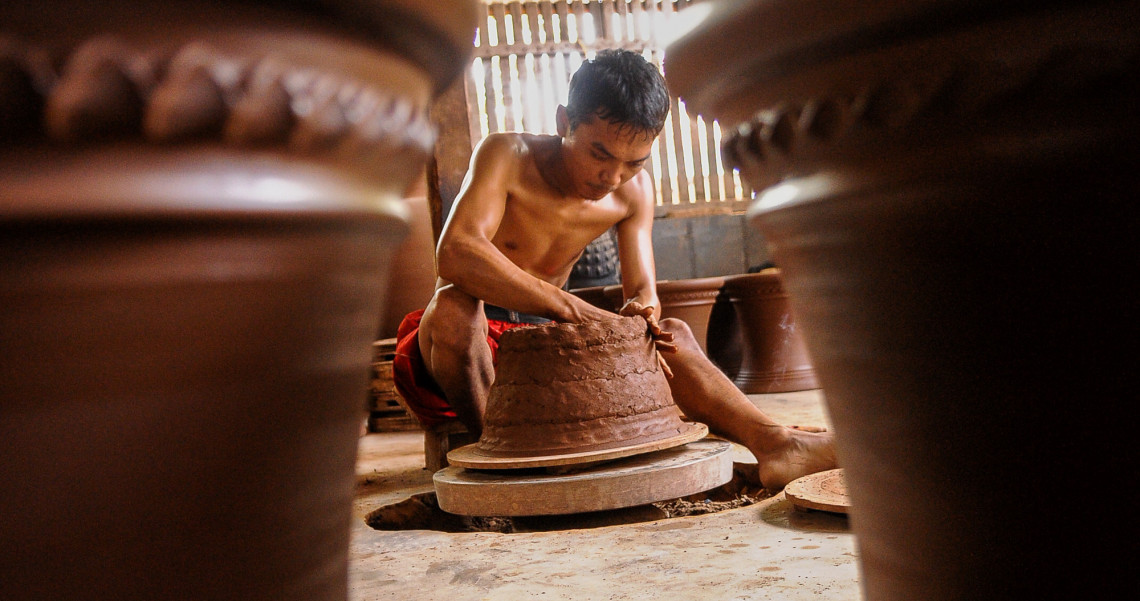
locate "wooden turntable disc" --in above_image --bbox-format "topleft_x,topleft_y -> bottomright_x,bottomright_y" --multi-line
446,422 -> 708,470
433,439 -> 733,516
784,468 -> 850,514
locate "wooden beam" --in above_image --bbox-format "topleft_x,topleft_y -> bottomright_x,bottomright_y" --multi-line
429,75 -> 475,245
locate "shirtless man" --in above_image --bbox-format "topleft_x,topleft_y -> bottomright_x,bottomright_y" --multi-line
392,50 -> 835,490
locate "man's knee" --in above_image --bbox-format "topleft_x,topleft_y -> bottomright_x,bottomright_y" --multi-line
429,284 -> 478,313
422,286 -> 486,355
661,317 -> 699,350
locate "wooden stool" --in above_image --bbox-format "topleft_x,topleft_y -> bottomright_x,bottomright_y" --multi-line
389,390 -> 478,472
368,339 -> 419,433
423,421 -> 479,472
378,338 -> 477,471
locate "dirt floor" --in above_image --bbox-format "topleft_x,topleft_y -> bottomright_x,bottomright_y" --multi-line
348,390 -> 862,601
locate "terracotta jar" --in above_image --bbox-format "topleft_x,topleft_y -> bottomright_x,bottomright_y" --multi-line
667,1 -> 1137,599
0,2 -> 477,601
604,277 -> 727,355
721,271 -> 818,393
570,284 -> 619,313
704,286 -> 742,378
378,195 -> 438,339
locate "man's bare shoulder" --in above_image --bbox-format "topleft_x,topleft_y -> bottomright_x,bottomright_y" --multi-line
475,132 -> 556,161
472,131 -> 524,159
614,169 -> 656,212
473,133 -> 563,197
465,133 -> 534,187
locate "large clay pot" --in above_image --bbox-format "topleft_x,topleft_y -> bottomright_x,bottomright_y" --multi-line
0,2 -> 477,601
704,287 -> 742,377
668,1 -> 1135,599
604,277 -> 726,354
721,271 -> 818,393
378,195 -> 438,339
570,284 -> 619,313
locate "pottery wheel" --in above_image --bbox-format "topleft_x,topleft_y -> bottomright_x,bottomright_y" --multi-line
784,468 -> 850,514
433,439 -> 733,516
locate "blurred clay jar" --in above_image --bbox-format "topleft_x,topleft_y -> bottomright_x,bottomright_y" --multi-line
667,0 -> 1138,599
0,2 -> 478,600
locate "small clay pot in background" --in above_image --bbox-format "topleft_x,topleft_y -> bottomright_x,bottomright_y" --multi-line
604,277 -> 727,356
720,271 -> 818,393
569,284 -> 619,313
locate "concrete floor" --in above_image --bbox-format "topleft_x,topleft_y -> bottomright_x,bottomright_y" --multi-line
349,390 -> 861,601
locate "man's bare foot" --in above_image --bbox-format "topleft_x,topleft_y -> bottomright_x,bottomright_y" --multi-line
752,427 -> 838,492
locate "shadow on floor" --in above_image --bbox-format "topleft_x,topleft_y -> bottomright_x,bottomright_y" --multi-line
365,471 -> 774,534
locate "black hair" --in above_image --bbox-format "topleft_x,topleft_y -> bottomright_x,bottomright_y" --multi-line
565,49 -> 669,138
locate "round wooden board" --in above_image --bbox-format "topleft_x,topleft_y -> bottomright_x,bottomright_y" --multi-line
784,468 -> 850,514
446,422 -> 708,469
434,439 -> 733,516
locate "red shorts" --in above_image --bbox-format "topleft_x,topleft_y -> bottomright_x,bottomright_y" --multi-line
392,309 -> 539,429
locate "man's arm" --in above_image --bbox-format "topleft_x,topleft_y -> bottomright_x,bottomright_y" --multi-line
435,134 -> 612,323
613,170 -> 661,320
613,171 -> 677,370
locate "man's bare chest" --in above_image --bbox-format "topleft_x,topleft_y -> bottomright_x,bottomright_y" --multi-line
493,196 -> 624,274
505,191 -> 627,230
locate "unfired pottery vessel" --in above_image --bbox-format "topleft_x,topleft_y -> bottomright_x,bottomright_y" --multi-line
668,1 -> 1136,599
0,2 -> 477,600
469,316 -> 700,463
721,271 -> 818,393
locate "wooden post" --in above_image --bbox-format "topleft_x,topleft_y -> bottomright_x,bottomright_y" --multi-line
429,75 -> 475,244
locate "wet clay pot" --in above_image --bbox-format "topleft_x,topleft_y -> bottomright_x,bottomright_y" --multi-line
721,271 -> 818,393
604,277 -> 726,355
466,316 -> 702,464
0,2 -> 477,601
668,1 -> 1136,599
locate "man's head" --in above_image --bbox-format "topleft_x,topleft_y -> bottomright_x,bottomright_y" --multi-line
562,49 -> 670,139
556,50 -> 669,200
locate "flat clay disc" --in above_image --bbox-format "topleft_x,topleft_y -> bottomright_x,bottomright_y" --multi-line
434,439 -> 733,516
446,422 -> 708,470
784,468 -> 850,514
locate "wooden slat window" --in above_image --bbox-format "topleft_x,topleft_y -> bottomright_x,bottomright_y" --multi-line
466,0 -> 752,215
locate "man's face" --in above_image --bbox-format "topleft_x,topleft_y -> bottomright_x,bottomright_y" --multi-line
560,114 -> 656,201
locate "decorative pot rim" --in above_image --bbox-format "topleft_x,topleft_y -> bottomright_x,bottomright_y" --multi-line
602,276 -> 728,299
1,2 -> 481,221
666,0 -> 1128,125
666,0 -> 1140,202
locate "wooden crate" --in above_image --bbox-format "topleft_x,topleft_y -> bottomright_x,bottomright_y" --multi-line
368,338 -> 419,432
